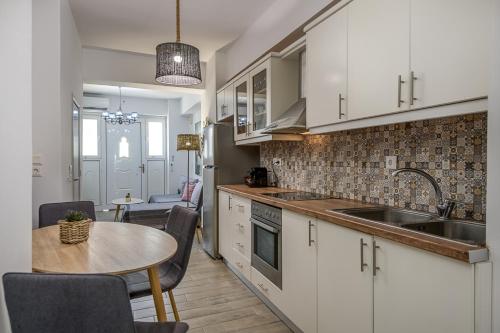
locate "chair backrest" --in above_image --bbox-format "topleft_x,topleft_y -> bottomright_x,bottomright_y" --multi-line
39,201 -> 96,228
162,205 -> 199,289
2,273 -> 136,333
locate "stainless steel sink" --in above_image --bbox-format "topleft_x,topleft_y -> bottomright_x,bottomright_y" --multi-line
401,221 -> 486,246
331,207 -> 440,226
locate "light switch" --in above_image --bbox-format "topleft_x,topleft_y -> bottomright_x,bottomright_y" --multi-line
385,156 -> 397,169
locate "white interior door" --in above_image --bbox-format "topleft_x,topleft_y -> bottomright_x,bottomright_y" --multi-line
106,123 -> 142,203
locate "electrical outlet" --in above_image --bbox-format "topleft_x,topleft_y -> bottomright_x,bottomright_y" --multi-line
385,156 -> 397,169
272,158 -> 282,166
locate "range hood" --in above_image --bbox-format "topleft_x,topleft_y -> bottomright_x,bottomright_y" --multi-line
261,98 -> 306,134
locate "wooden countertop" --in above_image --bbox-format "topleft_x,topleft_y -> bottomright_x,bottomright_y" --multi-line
217,184 -> 488,263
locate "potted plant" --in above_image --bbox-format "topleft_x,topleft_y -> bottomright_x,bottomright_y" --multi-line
57,210 -> 92,244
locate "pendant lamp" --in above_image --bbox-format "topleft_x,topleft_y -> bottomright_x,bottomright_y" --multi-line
155,0 -> 202,86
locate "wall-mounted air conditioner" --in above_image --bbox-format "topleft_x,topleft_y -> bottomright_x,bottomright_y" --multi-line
82,96 -> 110,111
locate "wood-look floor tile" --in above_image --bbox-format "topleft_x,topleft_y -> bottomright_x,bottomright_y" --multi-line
130,242 -> 292,332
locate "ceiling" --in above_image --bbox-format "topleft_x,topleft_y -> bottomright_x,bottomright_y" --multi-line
83,83 -> 200,101
69,0 -> 276,61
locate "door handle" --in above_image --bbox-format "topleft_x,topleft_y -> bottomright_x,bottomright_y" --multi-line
360,238 -> 368,272
308,220 -> 315,247
372,240 -> 381,276
410,71 -> 418,106
139,164 -> 145,174
338,93 -> 346,119
397,75 -> 405,107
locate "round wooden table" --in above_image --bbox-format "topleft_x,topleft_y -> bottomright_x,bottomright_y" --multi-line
111,198 -> 144,221
32,222 -> 177,322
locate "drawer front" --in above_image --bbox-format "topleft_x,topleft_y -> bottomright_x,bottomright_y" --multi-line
232,250 -> 251,281
251,267 -> 282,307
232,217 -> 251,260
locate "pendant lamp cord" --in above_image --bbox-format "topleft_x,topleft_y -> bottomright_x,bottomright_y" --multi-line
176,0 -> 181,42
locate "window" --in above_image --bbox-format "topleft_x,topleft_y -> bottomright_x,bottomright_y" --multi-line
119,137 -> 129,158
82,118 -> 98,156
147,121 -> 164,157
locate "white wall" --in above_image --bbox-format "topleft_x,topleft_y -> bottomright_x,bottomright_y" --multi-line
487,0 -> 500,330
166,99 -> 194,194
82,47 -> 206,90
221,0 -> 331,81
32,0 -> 83,228
0,0 -> 33,331
201,53 -> 217,123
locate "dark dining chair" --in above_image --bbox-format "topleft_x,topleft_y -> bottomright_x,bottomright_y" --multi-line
39,201 -> 96,228
2,273 -> 189,333
124,205 -> 199,321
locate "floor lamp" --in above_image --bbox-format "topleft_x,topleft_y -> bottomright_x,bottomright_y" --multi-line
177,134 -> 200,208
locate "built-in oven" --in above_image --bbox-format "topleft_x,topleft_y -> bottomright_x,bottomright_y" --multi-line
250,200 -> 282,289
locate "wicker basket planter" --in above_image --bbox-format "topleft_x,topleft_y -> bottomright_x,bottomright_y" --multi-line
57,219 -> 91,244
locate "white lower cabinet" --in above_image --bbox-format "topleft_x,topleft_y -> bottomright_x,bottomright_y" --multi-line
317,220 -> 373,333
218,192 -> 477,333
281,210 -> 318,333
218,191 -> 233,262
373,237 -> 475,333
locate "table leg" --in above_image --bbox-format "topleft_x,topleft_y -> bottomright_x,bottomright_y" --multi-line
147,265 -> 167,322
114,204 -> 121,222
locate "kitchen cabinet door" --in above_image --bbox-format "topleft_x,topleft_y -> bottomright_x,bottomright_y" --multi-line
306,5 -> 348,128
234,75 -> 251,141
373,237 -> 475,333
216,89 -> 225,121
410,0 -> 490,109
348,0 -> 410,120
218,191 -> 232,261
249,61 -> 270,136
281,210 -> 317,333
224,83 -> 234,119
317,221 -> 373,333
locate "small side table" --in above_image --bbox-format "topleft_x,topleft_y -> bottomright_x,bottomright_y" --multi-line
112,198 -> 144,222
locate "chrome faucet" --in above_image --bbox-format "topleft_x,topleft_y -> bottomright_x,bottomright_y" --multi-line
391,168 -> 455,219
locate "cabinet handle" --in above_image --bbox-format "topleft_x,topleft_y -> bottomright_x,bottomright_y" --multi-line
397,75 -> 405,107
228,196 -> 232,211
257,283 -> 269,293
338,93 -> 346,119
360,238 -> 368,272
308,221 -> 315,247
410,71 -> 418,106
372,240 -> 381,276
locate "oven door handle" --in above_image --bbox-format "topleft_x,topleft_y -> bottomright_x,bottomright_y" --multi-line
250,218 -> 280,234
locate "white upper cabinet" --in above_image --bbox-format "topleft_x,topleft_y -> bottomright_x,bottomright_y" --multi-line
281,210 -> 318,333
217,83 -> 235,122
306,0 -> 489,131
410,0 -> 490,109
233,56 -> 299,142
233,75 -> 251,141
306,5 -> 348,128
373,237 -> 475,333
347,0 -> 411,120
317,220 -> 373,333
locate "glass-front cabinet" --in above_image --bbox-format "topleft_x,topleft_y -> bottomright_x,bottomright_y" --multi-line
251,64 -> 268,133
232,56 -> 300,143
234,75 -> 250,141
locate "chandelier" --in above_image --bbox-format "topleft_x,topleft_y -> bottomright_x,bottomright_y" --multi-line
155,0 -> 202,86
102,87 -> 139,125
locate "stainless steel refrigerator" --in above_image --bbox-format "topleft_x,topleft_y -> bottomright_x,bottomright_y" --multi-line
202,123 -> 260,258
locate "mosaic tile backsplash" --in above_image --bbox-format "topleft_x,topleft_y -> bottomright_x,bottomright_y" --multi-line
261,113 -> 487,221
